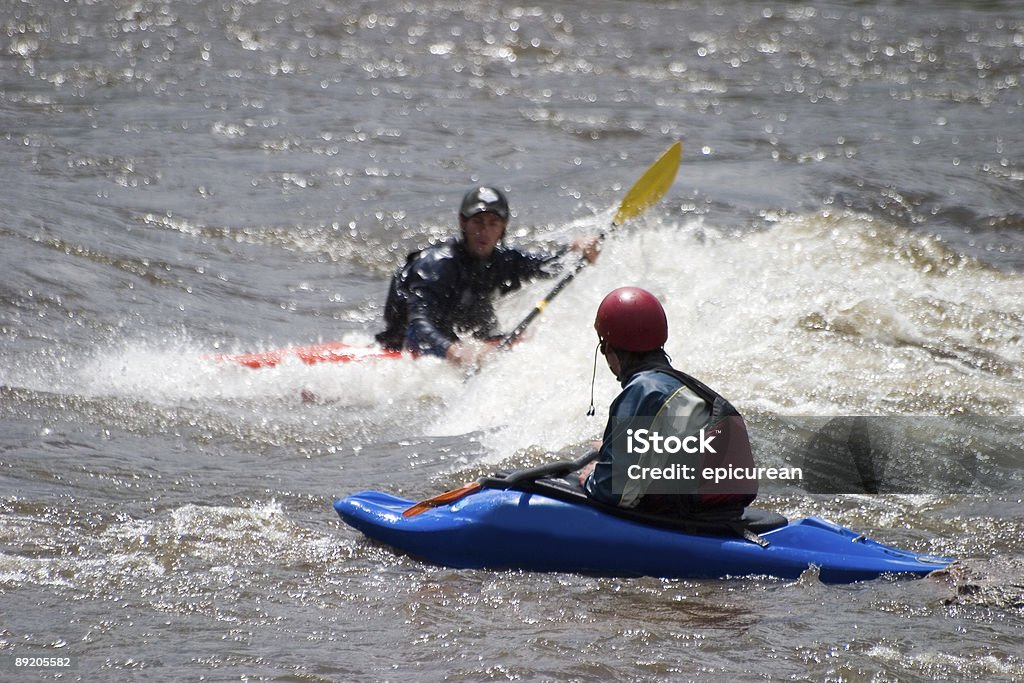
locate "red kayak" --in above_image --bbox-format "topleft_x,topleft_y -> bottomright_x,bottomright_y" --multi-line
214,335 -> 528,369
214,340 -> 406,369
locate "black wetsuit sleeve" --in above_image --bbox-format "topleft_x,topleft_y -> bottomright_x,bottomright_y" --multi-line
501,245 -> 569,288
403,251 -> 460,357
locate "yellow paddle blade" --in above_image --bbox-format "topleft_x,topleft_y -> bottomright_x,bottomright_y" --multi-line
612,141 -> 682,226
402,481 -> 482,517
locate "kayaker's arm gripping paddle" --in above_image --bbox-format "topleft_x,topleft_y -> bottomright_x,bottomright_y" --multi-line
497,141 -> 682,350
403,449 -> 601,517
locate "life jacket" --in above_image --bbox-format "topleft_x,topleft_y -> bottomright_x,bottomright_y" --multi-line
626,361 -> 758,516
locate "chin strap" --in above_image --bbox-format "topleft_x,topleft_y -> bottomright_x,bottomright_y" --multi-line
586,342 -> 600,416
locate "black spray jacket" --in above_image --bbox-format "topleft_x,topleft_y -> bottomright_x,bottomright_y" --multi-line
376,237 -> 565,357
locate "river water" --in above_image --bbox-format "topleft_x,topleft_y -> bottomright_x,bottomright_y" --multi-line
2,0 -> 1022,680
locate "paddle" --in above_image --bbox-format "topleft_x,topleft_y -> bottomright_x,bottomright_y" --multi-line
497,140 -> 682,350
403,448 -> 601,517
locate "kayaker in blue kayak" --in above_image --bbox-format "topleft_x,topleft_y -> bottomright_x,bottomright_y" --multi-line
375,186 -> 600,368
579,287 -> 758,517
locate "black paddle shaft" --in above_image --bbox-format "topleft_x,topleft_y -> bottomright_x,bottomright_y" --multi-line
482,448 -> 601,488
497,234 -> 606,350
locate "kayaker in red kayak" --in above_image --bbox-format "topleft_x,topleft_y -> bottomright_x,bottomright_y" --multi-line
375,186 -> 600,368
579,287 -> 758,517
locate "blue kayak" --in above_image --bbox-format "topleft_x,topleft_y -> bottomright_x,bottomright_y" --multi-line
334,481 -> 952,584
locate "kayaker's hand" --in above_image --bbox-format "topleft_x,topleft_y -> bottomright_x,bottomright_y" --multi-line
578,460 -> 597,487
571,235 -> 601,264
445,339 -> 494,370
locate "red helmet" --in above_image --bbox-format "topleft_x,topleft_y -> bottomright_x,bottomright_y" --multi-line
594,287 -> 668,352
